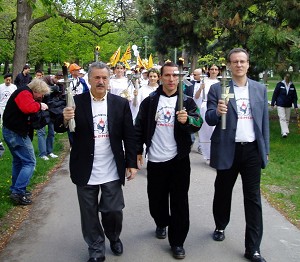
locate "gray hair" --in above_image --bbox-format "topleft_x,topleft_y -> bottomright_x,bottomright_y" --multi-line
88,62 -> 111,79
27,79 -> 50,94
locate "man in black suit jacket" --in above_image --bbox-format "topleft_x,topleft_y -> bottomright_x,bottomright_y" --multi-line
61,62 -> 137,262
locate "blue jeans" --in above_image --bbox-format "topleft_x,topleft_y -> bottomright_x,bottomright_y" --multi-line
37,122 -> 55,157
2,126 -> 36,195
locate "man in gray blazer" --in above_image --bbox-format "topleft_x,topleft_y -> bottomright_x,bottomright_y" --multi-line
61,62 -> 137,262
206,48 -> 269,262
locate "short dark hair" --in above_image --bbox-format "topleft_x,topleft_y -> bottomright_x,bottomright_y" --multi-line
4,73 -> 13,79
160,62 -> 178,76
55,71 -> 63,77
35,69 -> 43,74
227,48 -> 249,63
23,64 -> 30,70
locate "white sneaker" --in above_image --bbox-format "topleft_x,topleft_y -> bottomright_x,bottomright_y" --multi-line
41,155 -> 49,160
48,153 -> 58,158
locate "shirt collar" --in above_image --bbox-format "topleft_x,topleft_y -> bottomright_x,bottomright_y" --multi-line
90,90 -> 107,102
232,80 -> 248,88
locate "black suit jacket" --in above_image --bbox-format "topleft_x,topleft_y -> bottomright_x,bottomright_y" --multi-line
184,80 -> 195,97
60,92 -> 137,186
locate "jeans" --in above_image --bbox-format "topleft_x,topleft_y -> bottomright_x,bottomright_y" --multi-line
2,126 -> 36,195
37,122 -> 55,157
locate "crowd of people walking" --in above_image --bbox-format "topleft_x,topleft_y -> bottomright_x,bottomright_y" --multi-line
0,47 -> 298,262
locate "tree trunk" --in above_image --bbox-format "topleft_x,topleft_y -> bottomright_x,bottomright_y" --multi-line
2,60 -> 10,75
190,54 -> 198,72
12,0 -> 33,80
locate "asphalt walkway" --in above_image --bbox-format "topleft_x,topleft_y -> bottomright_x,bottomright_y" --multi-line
0,145 -> 300,262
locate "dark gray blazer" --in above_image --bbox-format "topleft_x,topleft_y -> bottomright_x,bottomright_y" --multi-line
205,79 -> 270,170
68,92 -> 137,186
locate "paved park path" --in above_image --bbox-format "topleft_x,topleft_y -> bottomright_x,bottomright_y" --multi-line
0,145 -> 300,262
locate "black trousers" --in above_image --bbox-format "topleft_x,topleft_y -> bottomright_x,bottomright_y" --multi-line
76,180 -> 124,259
213,141 -> 263,253
147,156 -> 191,247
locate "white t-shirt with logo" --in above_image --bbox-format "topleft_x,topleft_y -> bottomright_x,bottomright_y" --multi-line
88,98 -> 119,185
148,96 -> 177,162
234,84 -> 255,142
0,83 -> 17,108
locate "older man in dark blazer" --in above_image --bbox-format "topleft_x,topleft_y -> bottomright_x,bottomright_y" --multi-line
59,62 -> 137,262
206,48 -> 269,262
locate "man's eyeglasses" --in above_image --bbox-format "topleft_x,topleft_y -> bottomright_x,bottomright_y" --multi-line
230,60 -> 248,66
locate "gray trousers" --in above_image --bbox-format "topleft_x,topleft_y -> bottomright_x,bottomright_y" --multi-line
76,180 -> 124,259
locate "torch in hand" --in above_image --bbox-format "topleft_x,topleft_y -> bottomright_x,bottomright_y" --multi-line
177,58 -> 185,111
218,64 -> 233,130
62,63 -> 76,132
200,73 -> 207,100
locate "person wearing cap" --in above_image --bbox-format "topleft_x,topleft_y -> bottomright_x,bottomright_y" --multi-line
14,64 -> 33,89
139,69 -> 149,88
69,63 -> 89,96
79,68 -> 91,89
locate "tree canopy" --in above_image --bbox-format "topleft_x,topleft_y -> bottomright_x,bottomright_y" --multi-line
137,0 -> 300,76
0,0 -> 299,78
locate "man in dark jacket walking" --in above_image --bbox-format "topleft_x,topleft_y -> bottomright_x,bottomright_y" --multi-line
14,64 -> 32,89
135,62 -> 202,260
271,73 -> 298,137
58,62 -> 137,262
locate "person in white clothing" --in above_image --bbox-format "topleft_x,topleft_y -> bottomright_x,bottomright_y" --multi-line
109,62 -> 136,120
0,73 -> 17,126
139,69 -> 149,88
135,68 -> 160,106
198,64 -> 220,164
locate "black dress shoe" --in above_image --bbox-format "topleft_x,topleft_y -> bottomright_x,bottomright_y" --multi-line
155,227 -> 167,239
10,193 -> 32,205
244,251 -> 266,262
110,239 -> 123,256
87,257 -> 105,262
212,229 -> 225,241
25,190 -> 32,197
171,246 -> 185,259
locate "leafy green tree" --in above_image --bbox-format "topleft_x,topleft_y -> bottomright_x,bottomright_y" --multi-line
8,0 -> 133,78
136,0 -> 300,76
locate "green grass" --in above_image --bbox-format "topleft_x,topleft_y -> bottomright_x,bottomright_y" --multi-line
0,130 -> 68,218
261,109 -> 300,227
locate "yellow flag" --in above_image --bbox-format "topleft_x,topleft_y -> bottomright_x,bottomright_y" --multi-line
120,45 -> 131,62
148,54 -> 154,69
137,54 -> 146,68
110,47 -> 121,66
124,60 -> 131,69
